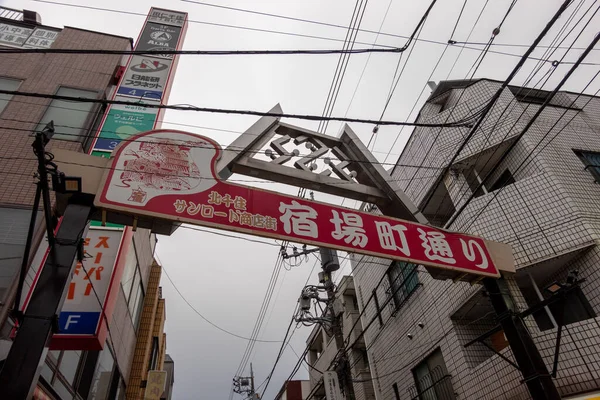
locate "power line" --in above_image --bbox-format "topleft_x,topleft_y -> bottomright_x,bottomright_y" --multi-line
0,46 -> 407,56
458,71 -> 600,233
426,0 -> 597,223
160,264 -> 282,343
445,12 -> 600,229
418,0 -> 578,213
35,0 -> 595,54
31,0 -> 397,50
233,254 -> 284,382
317,0 -> 369,134
0,89 -> 475,127
255,317 -> 297,398
342,0 -> 395,121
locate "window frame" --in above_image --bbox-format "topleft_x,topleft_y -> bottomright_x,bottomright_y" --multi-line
411,348 -> 454,400
35,85 -> 102,144
386,261 -> 419,312
574,149 -> 600,183
0,76 -> 22,118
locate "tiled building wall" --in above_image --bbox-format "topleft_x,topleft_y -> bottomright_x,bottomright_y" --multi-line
352,80 -> 600,399
126,262 -> 163,399
0,27 -> 129,207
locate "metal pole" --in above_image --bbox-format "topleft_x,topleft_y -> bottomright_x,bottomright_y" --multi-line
250,362 -> 255,395
0,203 -> 91,398
32,130 -> 56,249
320,248 -> 356,400
482,278 -> 561,400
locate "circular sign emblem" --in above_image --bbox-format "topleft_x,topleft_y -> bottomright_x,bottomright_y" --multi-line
150,31 -> 172,42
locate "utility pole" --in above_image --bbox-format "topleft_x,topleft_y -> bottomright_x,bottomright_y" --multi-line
0,123 -> 92,399
250,362 -> 255,397
233,364 -> 258,399
319,247 -> 356,400
482,278 -> 561,399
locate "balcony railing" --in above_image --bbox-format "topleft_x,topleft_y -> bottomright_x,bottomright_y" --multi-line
0,7 -> 23,21
408,366 -> 455,400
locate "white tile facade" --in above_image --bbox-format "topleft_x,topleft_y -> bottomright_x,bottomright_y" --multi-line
351,80 -> 600,399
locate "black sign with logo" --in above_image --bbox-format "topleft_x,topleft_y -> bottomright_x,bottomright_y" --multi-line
136,22 -> 181,59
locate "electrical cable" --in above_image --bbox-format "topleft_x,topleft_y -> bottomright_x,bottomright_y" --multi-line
422,0 -> 597,223
0,112 -> 446,166
160,264 -> 283,343
445,17 -> 600,229
33,0 -> 595,53
417,0 -> 576,215
425,0 -> 596,224
12,1 -> 599,66
318,0 -> 369,134
341,0 -> 395,121
0,89 -> 477,128
254,316 -> 298,398
458,72 -> 600,234
233,254 -> 285,387
392,0 -> 518,198
378,0 -> 476,165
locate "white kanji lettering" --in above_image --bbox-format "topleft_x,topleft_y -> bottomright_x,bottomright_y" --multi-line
417,228 -> 456,264
460,238 -> 489,270
279,201 -> 318,238
375,221 -> 410,256
330,210 -> 367,248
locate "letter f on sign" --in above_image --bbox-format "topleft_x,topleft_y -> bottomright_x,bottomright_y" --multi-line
65,314 -> 80,330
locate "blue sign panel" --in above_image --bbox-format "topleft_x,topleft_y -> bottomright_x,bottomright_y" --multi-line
58,311 -> 101,335
93,138 -> 121,151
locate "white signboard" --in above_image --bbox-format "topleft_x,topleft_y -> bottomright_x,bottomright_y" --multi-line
58,228 -> 123,335
148,8 -> 186,26
24,28 -> 59,49
323,372 -> 343,400
0,23 -> 32,47
117,55 -> 172,102
0,24 -> 58,49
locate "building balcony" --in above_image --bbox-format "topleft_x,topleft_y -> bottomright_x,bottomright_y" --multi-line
452,172 -> 593,267
343,311 -> 365,348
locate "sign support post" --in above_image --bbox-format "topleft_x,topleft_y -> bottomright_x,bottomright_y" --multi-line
482,278 -> 561,399
0,202 -> 91,399
320,248 -> 356,400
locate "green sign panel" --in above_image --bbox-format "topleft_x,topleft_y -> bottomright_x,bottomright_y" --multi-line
99,103 -> 157,141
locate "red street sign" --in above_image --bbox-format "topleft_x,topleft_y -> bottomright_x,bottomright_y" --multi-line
95,130 -> 501,278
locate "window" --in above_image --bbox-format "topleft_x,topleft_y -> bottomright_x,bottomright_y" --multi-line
120,244 -> 145,328
372,289 -> 383,326
148,337 -> 159,371
411,349 -> 454,400
86,345 -> 125,400
35,87 -> 99,142
59,350 -> 82,385
41,350 -> 85,399
387,261 -> 419,310
489,169 -> 515,192
463,167 -> 486,198
0,207 -> 40,303
0,77 -> 21,115
575,149 -> 600,183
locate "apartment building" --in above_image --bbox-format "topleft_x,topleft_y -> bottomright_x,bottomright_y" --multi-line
305,276 -> 375,400
0,6 -> 175,399
352,79 -> 600,399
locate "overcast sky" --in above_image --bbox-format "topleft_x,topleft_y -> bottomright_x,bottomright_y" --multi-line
4,0 -> 600,398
